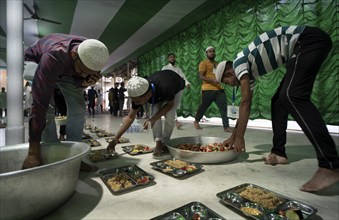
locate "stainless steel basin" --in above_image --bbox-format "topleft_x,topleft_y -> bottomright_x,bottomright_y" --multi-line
0,141 -> 90,220
166,136 -> 239,164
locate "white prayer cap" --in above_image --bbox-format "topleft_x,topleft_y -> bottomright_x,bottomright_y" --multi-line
127,76 -> 149,97
205,46 -> 215,52
78,39 -> 109,71
215,61 -> 228,83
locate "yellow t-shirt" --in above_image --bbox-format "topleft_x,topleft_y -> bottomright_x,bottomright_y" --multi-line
199,59 -> 223,91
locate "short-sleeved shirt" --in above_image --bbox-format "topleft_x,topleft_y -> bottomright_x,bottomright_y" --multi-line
131,70 -> 185,110
199,59 -> 223,90
233,25 -> 305,90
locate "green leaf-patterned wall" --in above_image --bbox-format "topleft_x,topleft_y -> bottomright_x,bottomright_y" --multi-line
138,0 -> 338,125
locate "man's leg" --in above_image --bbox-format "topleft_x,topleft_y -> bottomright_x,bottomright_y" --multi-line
280,27 -> 339,191
271,78 -> 289,158
152,102 -> 167,156
57,77 -> 85,142
163,91 -> 182,143
214,90 -> 231,130
194,90 -> 214,129
174,90 -> 183,129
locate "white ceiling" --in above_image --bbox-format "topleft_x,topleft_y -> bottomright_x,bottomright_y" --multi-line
0,0 -> 231,75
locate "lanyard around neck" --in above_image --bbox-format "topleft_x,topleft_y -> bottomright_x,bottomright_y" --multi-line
150,83 -> 155,115
232,86 -> 239,106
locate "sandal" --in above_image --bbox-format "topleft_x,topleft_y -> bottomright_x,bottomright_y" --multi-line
262,153 -> 288,165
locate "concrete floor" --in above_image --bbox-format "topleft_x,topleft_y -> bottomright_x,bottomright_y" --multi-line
4,113 -> 339,220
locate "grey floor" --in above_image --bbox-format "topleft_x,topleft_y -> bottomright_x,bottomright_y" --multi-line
5,113 -> 339,220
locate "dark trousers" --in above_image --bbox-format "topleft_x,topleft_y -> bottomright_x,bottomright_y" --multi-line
271,26 -> 338,169
195,90 -> 229,128
113,100 -> 119,116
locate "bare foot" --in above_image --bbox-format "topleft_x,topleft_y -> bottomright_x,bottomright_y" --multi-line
224,127 -> 233,132
59,135 -> 66,141
194,121 -> 202,129
22,154 -> 42,169
300,168 -> 339,192
175,120 -> 182,129
153,142 -> 169,156
262,153 -> 288,165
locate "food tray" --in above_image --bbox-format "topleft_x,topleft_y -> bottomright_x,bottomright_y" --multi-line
98,165 -> 155,195
216,183 -> 317,220
122,144 -> 153,155
105,137 -> 130,144
96,131 -> 115,138
83,138 -> 101,147
84,124 -> 92,130
82,132 -> 92,139
87,149 -> 118,163
150,159 -> 203,178
90,127 -> 105,133
151,201 -> 226,220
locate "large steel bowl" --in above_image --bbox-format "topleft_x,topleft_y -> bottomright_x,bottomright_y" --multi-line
0,141 -> 90,220
166,136 -> 239,164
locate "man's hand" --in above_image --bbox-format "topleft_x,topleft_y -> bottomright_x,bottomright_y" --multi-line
232,137 -> 246,153
143,120 -> 152,131
223,135 -> 246,152
106,138 -> 118,154
82,73 -> 102,87
144,118 -> 156,130
223,137 -> 234,149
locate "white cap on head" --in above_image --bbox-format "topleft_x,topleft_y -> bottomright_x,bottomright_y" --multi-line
215,61 -> 228,83
127,76 -> 149,98
205,46 -> 214,52
78,39 -> 109,71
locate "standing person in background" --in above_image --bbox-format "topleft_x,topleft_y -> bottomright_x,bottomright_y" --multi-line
112,83 -> 119,117
87,86 -> 98,118
24,82 -> 33,117
22,34 -> 109,171
118,82 -> 127,117
108,87 -> 114,115
194,46 -> 232,132
96,89 -> 103,113
54,87 -> 67,141
215,25 -> 339,192
162,53 -> 190,129
0,87 -> 6,119
106,70 -> 185,156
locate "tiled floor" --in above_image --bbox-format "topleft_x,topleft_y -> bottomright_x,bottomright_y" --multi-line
2,113 -> 339,219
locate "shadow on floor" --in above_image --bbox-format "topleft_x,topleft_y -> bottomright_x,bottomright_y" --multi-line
40,178 -> 104,220
248,144 -> 319,163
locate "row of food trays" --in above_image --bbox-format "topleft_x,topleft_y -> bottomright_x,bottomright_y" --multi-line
82,126 -> 315,220
98,163 -> 316,220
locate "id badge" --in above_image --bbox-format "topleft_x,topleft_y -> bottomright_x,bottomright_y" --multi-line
227,105 -> 239,119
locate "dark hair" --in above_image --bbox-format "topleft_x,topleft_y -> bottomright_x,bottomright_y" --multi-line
167,53 -> 175,58
226,61 -> 233,69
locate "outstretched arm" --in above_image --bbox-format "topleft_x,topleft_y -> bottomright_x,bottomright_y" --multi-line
223,74 -> 252,152
106,108 -> 138,153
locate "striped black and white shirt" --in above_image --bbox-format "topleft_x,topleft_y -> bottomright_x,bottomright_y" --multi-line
233,25 -> 306,90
